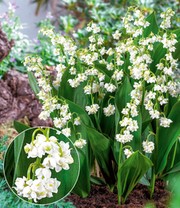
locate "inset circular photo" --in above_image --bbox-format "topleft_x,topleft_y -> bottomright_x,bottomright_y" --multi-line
3,127 -> 80,205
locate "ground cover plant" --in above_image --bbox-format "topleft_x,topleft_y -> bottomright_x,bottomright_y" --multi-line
22,6 -> 180,205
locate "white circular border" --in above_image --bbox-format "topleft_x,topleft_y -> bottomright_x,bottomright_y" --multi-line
3,126 -> 80,206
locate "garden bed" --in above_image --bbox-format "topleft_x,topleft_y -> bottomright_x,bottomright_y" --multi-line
0,2 -> 179,208
67,181 -> 170,208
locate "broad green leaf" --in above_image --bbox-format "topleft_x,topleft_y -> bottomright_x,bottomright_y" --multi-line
164,139 -> 180,174
62,101 -> 94,197
150,42 -> 167,73
141,106 -> 152,133
173,29 -> 180,60
143,12 -> 158,37
66,99 -> 93,127
58,69 -> 73,99
90,175 -> 106,185
114,77 -> 133,164
13,132 -> 25,184
14,121 -> 30,133
164,95 -> 177,117
99,93 -> 116,138
130,108 -> 142,151
72,149 -> 91,197
58,71 -> 90,109
173,140 -> 180,166
86,126 -> 116,188
123,53 -> 130,75
112,140 -> 120,165
112,108 -> 121,164
94,62 -> 112,79
169,175 -> 180,208
100,112 -> 115,138
70,126 -> 92,197
155,101 -> 180,174
139,176 -> 150,186
115,76 -> 132,116
117,151 -> 153,203
72,82 -> 90,109
27,71 -> 40,96
4,142 -> 15,186
164,161 -> 180,176
52,102 -> 91,198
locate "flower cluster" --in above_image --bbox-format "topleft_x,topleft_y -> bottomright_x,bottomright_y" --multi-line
160,8 -> 175,29
24,133 -> 74,172
112,8 -> 178,152
24,55 -> 87,149
24,7 -> 178,161
124,148 -> 134,158
74,138 -> 87,149
14,170 -> 60,203
142,141 -> 155,154
14,130 -> 74,203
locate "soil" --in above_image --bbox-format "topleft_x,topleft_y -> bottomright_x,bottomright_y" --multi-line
0,70 -> 52,127
67,181 -> 170,208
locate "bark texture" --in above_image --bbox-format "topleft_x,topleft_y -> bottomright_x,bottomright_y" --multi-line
0,25 -> 14,62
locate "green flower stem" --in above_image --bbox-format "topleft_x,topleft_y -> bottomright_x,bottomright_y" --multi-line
150,168 -> 156,199
140,80 -> 145,107
94,114 -> 102,133
117,143 -> 123,204
150,118 -> 159,198
108,96 -> 115,105
58,144 -> 63,156
27,163 -> 34,180
44,127 -> 50,140
32,128 -> 44,142
89,88 -> 102,133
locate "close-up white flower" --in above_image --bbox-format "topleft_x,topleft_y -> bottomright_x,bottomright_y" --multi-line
14,176 -> 61,203
35,168 -> 52,179
103,104 -> 116,117
62,128 -> 71,137
85,104 -> 100,115
142,141 -> 154,153
115,130 -> 134,144
124,148 -> 133,158
74,139 -> 87,149
160,117 -> 172,128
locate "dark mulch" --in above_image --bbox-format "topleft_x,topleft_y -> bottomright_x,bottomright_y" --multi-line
0,70 -> 52,126
67,181 -> 170,208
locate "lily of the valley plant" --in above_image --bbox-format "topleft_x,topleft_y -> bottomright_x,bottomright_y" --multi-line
24,7 -> 180,204
13,128 -> 74,203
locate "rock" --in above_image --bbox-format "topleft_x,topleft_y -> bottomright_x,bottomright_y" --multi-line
0,70 -> 52,127
0,25 -> 14,62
